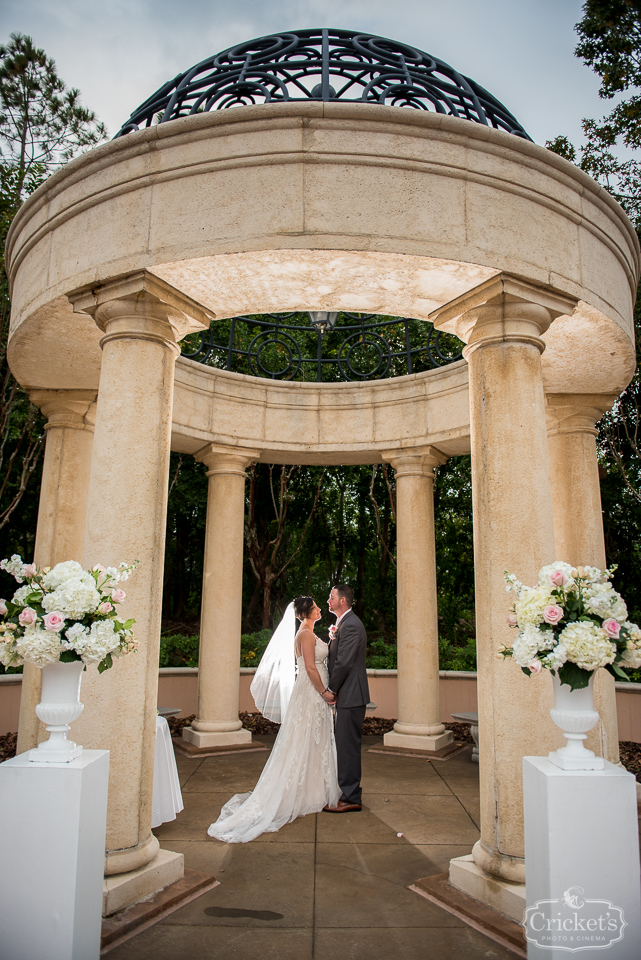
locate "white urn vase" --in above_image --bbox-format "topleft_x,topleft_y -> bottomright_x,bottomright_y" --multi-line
548,672 -> 604,771
28,660 -> 85,763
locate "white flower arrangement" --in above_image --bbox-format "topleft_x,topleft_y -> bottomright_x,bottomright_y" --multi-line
501,561 -> 641,690
0,555 -> 139,673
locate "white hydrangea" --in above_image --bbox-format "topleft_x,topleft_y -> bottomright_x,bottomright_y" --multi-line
583,582 -> 628,622
42,575 -> 101,620
64,622 -> 90,653
0,638 -> 23,668
541,644 -> 568,670
0,554 -> 26,582
80,620 -> 119,664
621,647 -> 641,670
15,623 -> 62,667
12,585 -> 34,606
514,584 -> 554,627
558,621 -> 616,671
511,624 -> 549,667
42,561 -> 86,592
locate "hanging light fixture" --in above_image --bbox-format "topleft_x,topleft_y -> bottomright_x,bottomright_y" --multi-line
308,310 -> 338,335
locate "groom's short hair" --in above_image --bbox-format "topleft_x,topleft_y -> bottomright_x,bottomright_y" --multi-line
333,584 -> 354,607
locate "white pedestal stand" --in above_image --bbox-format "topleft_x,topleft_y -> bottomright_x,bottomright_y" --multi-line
0,750 -> 109,960
523,756 -> 641,958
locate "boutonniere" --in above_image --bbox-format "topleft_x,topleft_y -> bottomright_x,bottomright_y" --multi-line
329,624 -> 337,641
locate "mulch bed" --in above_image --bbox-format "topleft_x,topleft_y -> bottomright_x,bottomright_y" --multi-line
619,741 -> 641,783
0,732 -> 17,763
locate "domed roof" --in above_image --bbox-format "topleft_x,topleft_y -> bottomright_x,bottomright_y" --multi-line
115,28 -> 530,140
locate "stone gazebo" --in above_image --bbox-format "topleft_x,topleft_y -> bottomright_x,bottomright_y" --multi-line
6,30 -> 638,918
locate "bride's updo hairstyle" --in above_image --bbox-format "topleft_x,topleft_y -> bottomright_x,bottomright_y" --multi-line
294,596 -> 315,621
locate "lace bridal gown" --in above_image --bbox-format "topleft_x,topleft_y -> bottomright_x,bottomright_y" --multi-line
207,638 -> 340,843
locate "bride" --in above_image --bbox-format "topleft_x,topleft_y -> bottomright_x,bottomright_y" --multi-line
207,596 -> 340,843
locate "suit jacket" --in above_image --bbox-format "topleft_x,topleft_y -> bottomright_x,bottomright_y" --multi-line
328,609 -> 369,709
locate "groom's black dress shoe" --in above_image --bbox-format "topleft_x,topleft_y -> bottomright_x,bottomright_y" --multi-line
323,801 -> 362,813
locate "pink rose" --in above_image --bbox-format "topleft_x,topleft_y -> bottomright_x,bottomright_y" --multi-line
529,660 -> 542,674
42,611 -> 65,632
543,604 -> 564,625
111,589 -> 126,603
547,569 -> 569,588
18,608 -> 37,626
22,563 -> 37,578
98,601 -> 113,614
0,600 -> 6,616
93,564 -> 105,573
506,612 -> 518,627
602,618 -> 621,639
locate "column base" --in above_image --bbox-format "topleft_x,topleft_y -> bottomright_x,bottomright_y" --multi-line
449,855 -> 526,923
181,726 -> 253,750
382,729 -> 454,754
103,849 -> 184,917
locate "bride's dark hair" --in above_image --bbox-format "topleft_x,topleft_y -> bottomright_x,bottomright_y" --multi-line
294,596 -> 315,620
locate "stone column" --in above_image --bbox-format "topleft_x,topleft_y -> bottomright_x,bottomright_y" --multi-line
16,390 -> 96,756
546,394 -> 619,764
381,446 -> 453,754
183,444 -> 260,751
430,277 -> 577,910
69,273 -> 211,913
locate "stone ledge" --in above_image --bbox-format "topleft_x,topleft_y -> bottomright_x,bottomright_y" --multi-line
101,867 -> 219,954
173,735 -> 267,758
103,849 -> 184,917
411,873 -> 526,957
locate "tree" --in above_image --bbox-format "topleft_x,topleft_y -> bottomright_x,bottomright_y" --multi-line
0,34 -> 106,538
0,33 -> 107,201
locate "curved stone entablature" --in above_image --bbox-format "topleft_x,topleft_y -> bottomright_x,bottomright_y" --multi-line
172,356 -> 471,463
5,102 -> 639,399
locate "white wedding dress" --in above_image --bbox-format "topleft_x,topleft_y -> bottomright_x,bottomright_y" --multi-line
208,638 -> 340,843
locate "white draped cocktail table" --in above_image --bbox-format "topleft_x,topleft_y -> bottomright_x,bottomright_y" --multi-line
152,715 -> 184,828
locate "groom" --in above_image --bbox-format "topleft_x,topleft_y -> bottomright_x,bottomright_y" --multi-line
323,584 -> 369,813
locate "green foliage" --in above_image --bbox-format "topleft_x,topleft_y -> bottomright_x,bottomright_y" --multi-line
158,633 -> 200,668
366,637 -> 397,670
240,629 -> 273,666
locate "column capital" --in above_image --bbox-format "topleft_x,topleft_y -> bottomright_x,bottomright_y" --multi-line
68,271 -> 214,354
381,445 -> 447,477
195,443 -> 261,476
29,389 -> 97,432
428,275 -> 577,358
546,393 -> 617,438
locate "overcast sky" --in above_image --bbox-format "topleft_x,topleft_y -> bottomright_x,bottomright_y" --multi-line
0,0 -> 608,146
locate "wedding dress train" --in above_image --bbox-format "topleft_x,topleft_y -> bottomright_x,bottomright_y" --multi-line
207,638 -> 340,843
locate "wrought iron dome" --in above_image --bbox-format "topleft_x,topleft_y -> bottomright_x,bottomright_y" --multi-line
115,27 -> 530,140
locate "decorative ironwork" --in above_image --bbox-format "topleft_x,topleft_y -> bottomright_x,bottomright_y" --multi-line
180,312 -> 464,383
115,28 -> 530,140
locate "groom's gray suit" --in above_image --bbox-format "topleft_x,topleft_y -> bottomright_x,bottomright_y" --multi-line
328,608 -> 369,805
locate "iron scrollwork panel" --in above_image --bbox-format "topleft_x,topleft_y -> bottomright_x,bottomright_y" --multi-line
180,312 -> 464,383
115,28 -> 530,141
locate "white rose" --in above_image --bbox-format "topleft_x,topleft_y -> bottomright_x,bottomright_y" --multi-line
42,561 -> 86,592
42,575 -> 101,620
558,621 -> 616,671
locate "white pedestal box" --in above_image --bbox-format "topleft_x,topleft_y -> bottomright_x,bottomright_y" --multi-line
0,750 -> 109,960
523,756 -> 641,959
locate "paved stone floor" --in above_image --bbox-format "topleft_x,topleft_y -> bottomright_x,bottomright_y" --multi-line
109,736 -> 515,960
